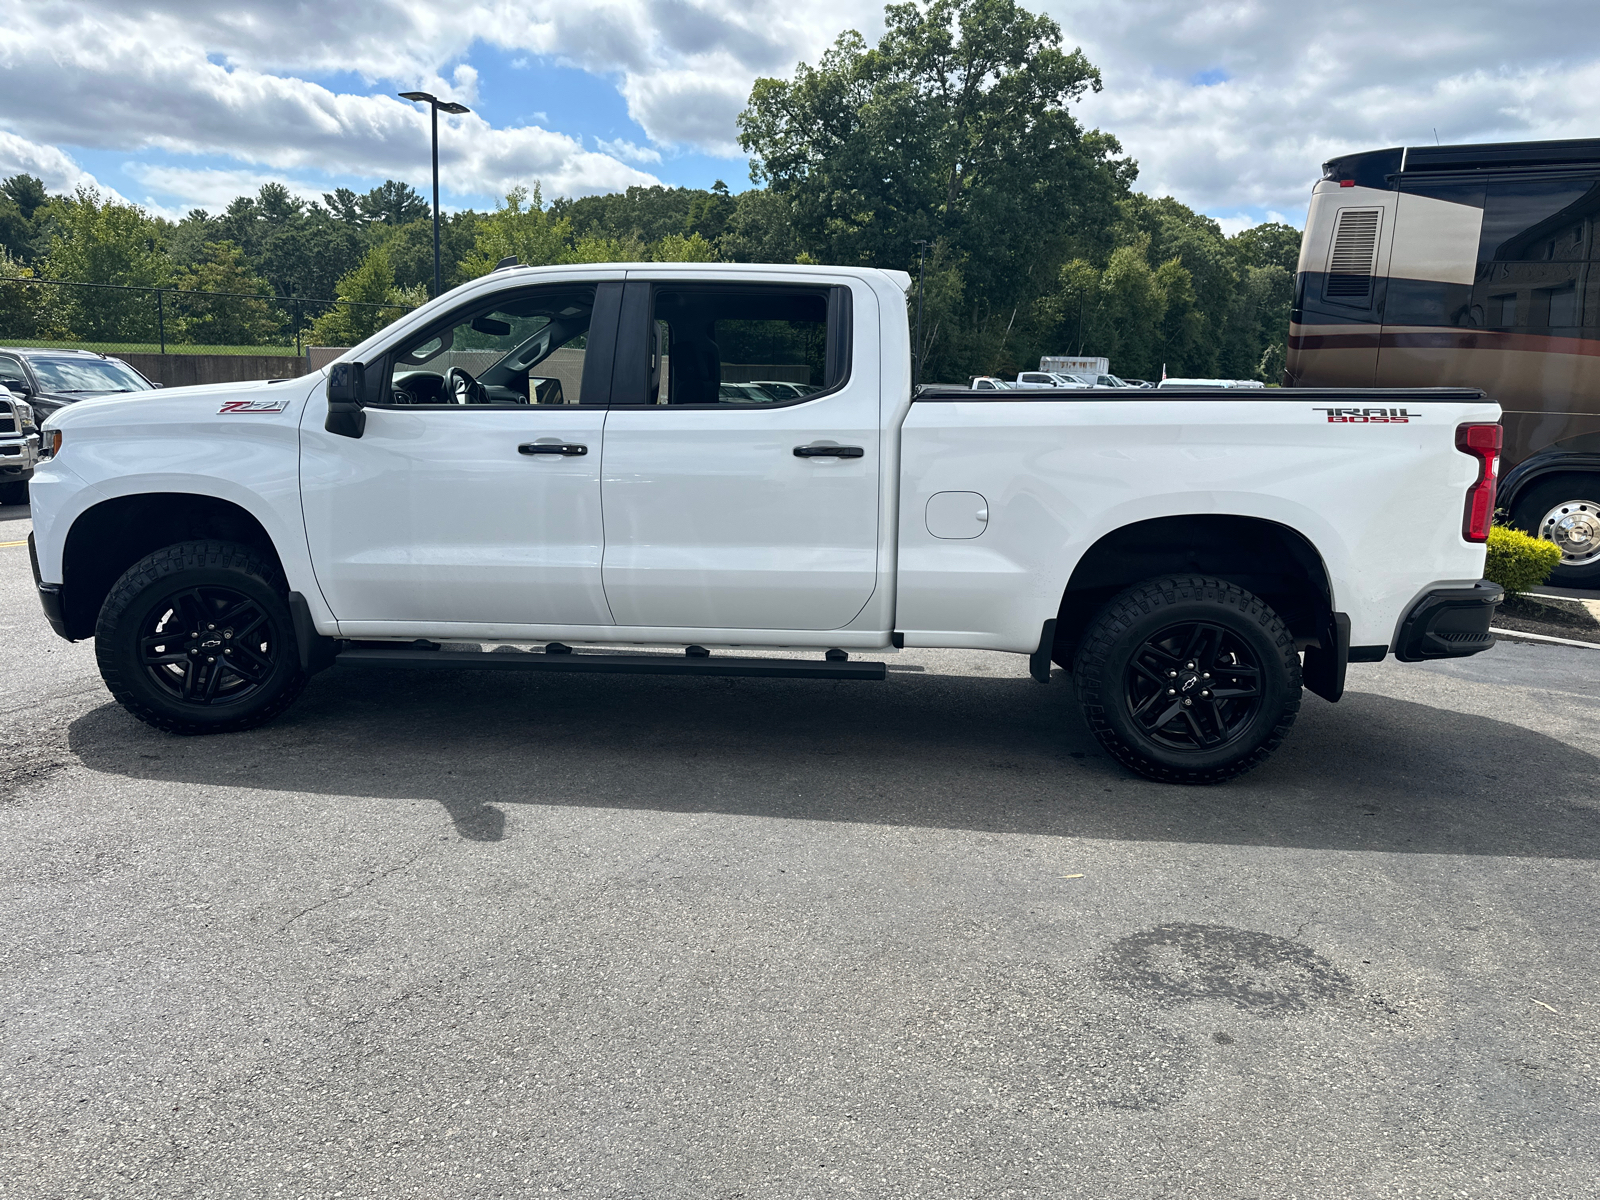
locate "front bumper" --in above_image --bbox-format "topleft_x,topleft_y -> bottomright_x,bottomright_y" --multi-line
1393,581 -> 1503,662
0,433 -> 36,478
28,535 -> 70,640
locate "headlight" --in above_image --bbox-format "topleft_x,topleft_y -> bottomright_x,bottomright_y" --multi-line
14,399 -> 33,429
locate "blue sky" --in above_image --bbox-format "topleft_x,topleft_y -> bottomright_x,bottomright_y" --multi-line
3,0 -> 1596,237
62,45 -> 751,220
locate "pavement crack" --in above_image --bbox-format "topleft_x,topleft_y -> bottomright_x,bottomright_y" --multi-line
277,843 -> 433,933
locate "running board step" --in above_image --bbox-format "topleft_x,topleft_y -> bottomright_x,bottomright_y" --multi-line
335,646 -> 887,680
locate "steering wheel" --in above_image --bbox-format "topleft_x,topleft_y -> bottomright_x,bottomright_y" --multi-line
445,366 -> 487,405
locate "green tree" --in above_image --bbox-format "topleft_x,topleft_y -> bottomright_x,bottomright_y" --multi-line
360,180 -> 429,226
0,247 -> 66,341
718,188 -> 798,263
381,211 -> 481,293
684,180 -> 735,245
651,232 -> 718,262
44,187 -> 171,341
461,186 -> 572,278
0,174 -> 55,265
306,244 -> 412,345
738,0 -> 1131,381
1230,222 -> 1303,274
171,241 -> 284,346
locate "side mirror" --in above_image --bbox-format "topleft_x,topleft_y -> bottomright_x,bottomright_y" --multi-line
325,361 -> 366,439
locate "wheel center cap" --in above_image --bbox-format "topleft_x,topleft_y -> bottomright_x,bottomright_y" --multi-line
1180,673 -> 1200,692
200,634 -> 223,650
1557,515 -> 1595,546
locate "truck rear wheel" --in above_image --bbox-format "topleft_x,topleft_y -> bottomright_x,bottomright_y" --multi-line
1511,477 -> 1600,588
95,541 -> 309,735
1072,577 -> 1302,784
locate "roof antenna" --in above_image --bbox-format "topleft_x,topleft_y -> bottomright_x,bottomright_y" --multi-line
1433,128 -> 1441,145
494,255 -> 519,271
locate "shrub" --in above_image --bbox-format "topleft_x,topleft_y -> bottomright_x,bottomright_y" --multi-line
1484,525 -> 1562,596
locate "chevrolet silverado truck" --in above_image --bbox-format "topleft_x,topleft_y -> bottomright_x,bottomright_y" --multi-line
28,263 -> 1504,783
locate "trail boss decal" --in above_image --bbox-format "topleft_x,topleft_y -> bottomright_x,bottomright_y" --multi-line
1313,407 -> 1414,424
217,399 -> 290,414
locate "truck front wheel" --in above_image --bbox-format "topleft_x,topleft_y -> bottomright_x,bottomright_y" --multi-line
1072,577 -> 1302,784
95,541 -> 309,735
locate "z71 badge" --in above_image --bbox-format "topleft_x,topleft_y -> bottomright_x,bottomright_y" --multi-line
1312,407 -> 1414,423
217,399 -> 291,414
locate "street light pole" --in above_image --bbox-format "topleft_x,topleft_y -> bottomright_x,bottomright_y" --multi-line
399,91 -> 472,299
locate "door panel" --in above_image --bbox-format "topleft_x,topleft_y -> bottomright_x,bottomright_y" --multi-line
301,407 -> 611,625
600,279 -> 881,631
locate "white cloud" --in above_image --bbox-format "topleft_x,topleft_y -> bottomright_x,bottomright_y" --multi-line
1055,0 -> 1600,217
594,137 -> 663,165
0,130 -> 124,202
2,0 -> 1598,227
0,2 -> 663,205
123,165 -> 330,215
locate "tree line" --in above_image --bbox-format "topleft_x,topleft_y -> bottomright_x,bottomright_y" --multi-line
0,0 -> 1302,378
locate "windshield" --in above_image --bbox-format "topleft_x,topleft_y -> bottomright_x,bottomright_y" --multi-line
28,357 -> 153,394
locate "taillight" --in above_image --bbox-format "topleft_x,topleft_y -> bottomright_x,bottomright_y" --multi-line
1455,423 -> 1501,542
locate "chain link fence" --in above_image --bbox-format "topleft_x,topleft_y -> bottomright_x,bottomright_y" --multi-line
0,276 -> 416,356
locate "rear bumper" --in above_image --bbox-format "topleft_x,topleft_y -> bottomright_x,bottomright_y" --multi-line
1393,581 -> 1503,662
28,534 -> 71,641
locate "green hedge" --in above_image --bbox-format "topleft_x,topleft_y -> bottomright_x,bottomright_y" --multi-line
1484,525 -> 1562,596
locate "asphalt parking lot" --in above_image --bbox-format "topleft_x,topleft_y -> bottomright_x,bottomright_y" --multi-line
3,498 -> 1598,1199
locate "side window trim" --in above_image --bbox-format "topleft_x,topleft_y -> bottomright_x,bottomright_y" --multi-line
608,281 -> 854,410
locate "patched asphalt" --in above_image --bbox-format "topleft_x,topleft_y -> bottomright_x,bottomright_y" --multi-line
3,499 -> 1597,1198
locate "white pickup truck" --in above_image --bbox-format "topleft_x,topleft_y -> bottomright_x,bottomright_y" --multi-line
28,263 -> 1504,783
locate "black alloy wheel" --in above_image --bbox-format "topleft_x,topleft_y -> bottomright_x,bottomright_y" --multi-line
97,541 -> 309,734
1125,621 -> 1263,752
138,584 -> 279,706
1073,576 -> 1301,784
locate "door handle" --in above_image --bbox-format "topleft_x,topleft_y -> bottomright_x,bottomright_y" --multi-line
794,445 -> 865,458
519,442 -> 588,456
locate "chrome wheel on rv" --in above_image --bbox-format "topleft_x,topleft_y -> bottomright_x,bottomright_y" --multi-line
1512,479 -> 1600,588
1072,576 -> 1302,785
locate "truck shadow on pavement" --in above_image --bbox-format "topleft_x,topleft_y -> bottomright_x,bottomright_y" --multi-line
65,664 -> 1600,857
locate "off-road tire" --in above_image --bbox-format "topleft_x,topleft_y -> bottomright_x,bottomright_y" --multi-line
96,540 -> 309,735
1073,576 -> 1301,785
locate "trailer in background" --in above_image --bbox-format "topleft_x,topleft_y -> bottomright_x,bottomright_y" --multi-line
1041,355 -> 1109,377
1286,136 -> 1600,586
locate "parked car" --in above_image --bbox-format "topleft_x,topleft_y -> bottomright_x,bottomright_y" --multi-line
31,262 -> 1502,784
748,380 -> 818,400
969,376 -> 1013,390
717,382 -> 785,404
0,383 -> 39,505
0,348 -> 157,430
1015,371 -> 1091,389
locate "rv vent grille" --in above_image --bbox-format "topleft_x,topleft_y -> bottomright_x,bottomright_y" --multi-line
1326,208 -> 1381,301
